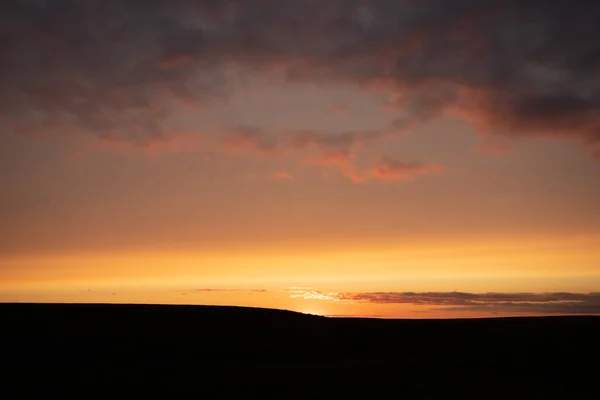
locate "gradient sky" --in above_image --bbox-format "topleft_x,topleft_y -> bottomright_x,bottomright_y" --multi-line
1,0 -> 599,318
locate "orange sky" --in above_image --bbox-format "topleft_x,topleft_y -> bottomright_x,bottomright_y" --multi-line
1,1 -> 599,318
2,109 -> 599,317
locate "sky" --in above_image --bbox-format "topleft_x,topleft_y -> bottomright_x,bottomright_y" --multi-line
1,0 -> 599,318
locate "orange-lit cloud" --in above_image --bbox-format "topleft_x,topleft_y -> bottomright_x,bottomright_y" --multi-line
367,157 -> 444,182
216,124 -> 438,182
272,171 -> 293,180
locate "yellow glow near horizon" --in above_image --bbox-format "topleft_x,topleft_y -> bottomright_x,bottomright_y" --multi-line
2,233 -> 598,294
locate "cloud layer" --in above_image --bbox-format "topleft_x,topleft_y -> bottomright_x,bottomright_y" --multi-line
2,0 -> 599,177
288,289 -> 600,315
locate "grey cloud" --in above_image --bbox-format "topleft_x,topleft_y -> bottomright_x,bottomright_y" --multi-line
334,291 -> 600,315
1,0 -> 599,156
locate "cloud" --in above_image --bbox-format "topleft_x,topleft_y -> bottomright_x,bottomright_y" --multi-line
219,125 -> 436,182
286,287 -> 340,301
288,289 -> 600,315
2,0 -> 599,166
325,101 -> 350,115
221,126 -> 279,156
272,171 -> 293,180
366,157 -> 444,182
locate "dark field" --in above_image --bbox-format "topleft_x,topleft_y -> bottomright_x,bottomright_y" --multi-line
1,303 -> 598,398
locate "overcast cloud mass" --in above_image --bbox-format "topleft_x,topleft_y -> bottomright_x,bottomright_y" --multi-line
1,0 -> 599,181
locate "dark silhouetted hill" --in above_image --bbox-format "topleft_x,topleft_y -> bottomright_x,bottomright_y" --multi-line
1,303 -> 598,397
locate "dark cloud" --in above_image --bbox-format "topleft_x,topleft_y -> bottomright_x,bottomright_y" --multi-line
2,0 -> 599,158
281,289 -> 600,315
337,291 -> 600,304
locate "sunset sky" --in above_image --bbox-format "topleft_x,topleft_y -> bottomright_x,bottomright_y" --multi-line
1,0 -> 599,318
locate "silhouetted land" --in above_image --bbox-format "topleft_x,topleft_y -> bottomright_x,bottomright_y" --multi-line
1,303 -> 598,397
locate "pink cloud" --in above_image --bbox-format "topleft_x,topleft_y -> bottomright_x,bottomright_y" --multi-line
325,101 -> 350,116
272,171 -> 293,180
368,157 -> 444,182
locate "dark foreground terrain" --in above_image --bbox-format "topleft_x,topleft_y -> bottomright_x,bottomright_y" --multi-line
1,303 -> 598,398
